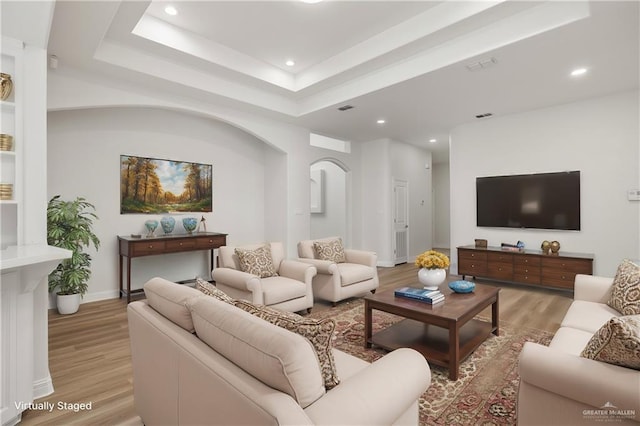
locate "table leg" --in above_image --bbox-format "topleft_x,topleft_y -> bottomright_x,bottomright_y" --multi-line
126,257 -> 132,304
492,296 -> 500,336
449,323 -> 460,380
364,300 -> 372,348
119,255 -> 123,299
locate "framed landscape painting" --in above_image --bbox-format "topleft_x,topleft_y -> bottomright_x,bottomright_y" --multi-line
120,155 -> 212,214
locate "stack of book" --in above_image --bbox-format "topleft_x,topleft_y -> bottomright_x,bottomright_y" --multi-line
394,287 -> 445,304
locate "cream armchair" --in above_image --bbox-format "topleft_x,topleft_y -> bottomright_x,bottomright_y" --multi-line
297,237 -> 378,306
212,242 -> 316,313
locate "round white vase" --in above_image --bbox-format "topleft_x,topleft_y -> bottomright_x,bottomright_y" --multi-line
418,268 -> 446,290
56,293 -> 81,315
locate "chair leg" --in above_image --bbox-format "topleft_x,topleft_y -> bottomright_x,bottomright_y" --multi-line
307,307 -> 312,314
332,302 -> 337,307
371,289 -> 376,294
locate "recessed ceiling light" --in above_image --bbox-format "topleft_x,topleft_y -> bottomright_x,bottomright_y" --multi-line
570,67 -> 588,77
301,0 -> 323,3
164,6 -> 177,16
285,60 -> 295,67
376,119 -> 386,124
429,139 -> 437,143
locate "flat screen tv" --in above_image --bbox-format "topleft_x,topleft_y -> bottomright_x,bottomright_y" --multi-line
476,171 -> 580,231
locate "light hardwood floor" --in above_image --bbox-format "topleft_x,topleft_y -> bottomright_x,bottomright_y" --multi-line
20,263 -> 573,425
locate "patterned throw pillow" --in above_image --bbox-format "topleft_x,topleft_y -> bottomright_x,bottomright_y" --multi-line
235,244 -> 278,278
195,277 -> 233,304
581,315 -> 640,370
607,260 -> 640,315
233,299 -> 340,389
313,238 -> 346,263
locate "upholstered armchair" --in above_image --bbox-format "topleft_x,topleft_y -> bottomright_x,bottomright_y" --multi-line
212,242 -> 316,313
297,237 -> 379,306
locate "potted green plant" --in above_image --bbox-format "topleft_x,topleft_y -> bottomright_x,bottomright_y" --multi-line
47,195 -> 100,314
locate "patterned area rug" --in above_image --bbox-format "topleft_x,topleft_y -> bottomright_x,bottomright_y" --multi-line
310,299 -> 553,426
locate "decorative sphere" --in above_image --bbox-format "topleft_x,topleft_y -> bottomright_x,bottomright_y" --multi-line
182,217 -> 198,234
550,241 -> 561,253
541,240 -> 550,253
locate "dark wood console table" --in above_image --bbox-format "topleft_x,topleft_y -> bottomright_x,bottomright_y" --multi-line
118,232 -> 227,303
457,245 -> 593,290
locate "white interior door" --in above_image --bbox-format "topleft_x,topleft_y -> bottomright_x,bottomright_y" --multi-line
393,179 -> 409,264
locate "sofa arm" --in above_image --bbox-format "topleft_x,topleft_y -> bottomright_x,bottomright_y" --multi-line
297,258 -> 338,275
519,342 -> 640,413
304,348 -> 430,425
574,274 -> 614,303
212,267 -> 262,293
279,259 -> 317,283
344,249 -> 377,267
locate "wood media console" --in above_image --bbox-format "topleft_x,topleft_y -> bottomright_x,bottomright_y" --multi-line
457,245 -> 593,290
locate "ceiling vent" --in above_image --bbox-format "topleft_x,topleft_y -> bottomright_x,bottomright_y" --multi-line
338,105 -> 354,111
475,113 -> 493,119
466,57 -> 497,72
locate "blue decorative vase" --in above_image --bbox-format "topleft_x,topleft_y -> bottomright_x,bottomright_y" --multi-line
182,217 -> 198,234
144,219 -> 158,237
160,216 -> 175,234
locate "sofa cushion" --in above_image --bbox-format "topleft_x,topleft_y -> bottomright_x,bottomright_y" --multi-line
548,327 -> 594,356
235,244 -> 278,278
233,299 -> 340,389
188,296 -> 325,408
314,238 -> 346,263
561,300 -> 620,334
581,315 -> 640,370
143,277 -> 204,332
607,260 -> 640,315
337,263 -> 375,286
195,277 -> 233,304
261,276 -> 307,305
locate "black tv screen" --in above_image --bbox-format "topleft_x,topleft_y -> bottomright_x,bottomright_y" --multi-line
476,171 -> 580,231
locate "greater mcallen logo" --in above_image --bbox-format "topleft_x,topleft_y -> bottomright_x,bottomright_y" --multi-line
583,402 -> 636,422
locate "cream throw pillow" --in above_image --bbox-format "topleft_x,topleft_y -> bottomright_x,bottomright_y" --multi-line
235,244 -> 278,278
313,238 -> 346,263
233,299 -> 340,389
607,259 -> 640,315
581,315 -> 640,370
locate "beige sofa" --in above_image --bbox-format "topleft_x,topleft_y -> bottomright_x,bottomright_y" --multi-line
518,274 -> 640,425
128,278 -> 431,425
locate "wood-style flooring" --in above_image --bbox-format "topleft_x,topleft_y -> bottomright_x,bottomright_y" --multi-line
19,263 -> 573,425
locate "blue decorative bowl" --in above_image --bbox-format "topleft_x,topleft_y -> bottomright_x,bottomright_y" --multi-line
144,219 -> 158,237
448,280 -> 476,293
182,217 -> 198,234
160,216 -> 175,234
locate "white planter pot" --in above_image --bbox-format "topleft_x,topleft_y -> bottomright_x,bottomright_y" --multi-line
418,268 -> 446,290
56,293 -> 81,315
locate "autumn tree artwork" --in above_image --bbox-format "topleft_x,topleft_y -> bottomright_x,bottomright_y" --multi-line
120,155 -> 212,214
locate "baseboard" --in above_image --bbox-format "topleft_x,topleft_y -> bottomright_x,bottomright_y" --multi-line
33,374 -> 54,399
48,290 -> 120,309
377,261 -> 396,267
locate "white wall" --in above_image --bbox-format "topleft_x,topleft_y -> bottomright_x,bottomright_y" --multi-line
390,140 -> 433,260
310,161 -> 347,242
433,162 -> 451,249
360,138 -> 432,266
450,91 -> 640,277
48,107 -> 271,301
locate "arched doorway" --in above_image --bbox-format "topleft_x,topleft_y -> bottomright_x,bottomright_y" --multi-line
310,159 -> 350,245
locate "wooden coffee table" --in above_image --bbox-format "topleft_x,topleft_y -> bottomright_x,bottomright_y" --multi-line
364,282 -> 500,380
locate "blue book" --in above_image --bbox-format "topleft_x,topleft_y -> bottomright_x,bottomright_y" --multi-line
394,287 -> 445,304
